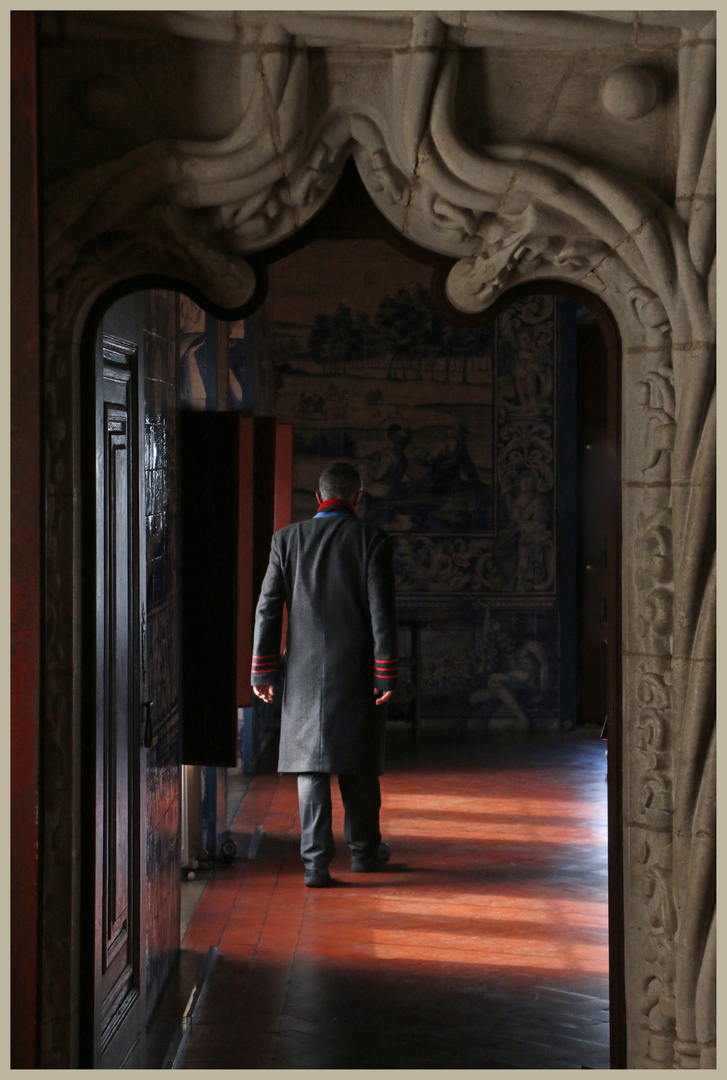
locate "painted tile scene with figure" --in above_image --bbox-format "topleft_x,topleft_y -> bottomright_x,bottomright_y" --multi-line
269,240 -> 578,726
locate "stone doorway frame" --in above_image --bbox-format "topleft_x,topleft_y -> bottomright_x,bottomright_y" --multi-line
248,201 -> 630,1064
233,187 -> 629,1065
39,12 -> 715,1069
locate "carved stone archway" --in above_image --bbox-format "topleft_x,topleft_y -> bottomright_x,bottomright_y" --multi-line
40,11 -> 715,1068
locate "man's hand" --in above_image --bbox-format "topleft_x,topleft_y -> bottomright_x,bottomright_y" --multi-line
374,688 -> 393,706
253,685 -> 275,704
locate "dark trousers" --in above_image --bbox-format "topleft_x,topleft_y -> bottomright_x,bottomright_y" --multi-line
297,771 -> 382,871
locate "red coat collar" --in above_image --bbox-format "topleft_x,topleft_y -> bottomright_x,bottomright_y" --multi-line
315,498 -> 356,515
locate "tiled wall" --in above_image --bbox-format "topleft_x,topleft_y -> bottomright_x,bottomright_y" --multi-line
143,289 -> 182,1016
178,297 -> 254,412
267,240 -> 578,725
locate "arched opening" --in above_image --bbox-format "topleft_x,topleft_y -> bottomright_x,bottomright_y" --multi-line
249,164 -> 624,1066
77,159 -> 625,1068
16,10 -> 713,1070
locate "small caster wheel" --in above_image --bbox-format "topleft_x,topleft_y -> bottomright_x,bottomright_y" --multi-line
220,839 -> 237,861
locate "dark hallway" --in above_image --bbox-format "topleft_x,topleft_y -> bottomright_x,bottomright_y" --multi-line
150,726 -> 609,1070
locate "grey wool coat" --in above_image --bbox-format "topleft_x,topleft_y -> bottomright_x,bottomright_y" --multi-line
251,507 -> 399,774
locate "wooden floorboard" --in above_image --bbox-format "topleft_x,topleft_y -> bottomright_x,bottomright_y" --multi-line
177,725 -> 610,1069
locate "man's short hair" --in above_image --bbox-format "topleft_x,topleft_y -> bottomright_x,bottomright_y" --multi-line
318,461 -> 363,502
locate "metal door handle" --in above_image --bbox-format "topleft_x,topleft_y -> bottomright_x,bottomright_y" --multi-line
143,700 -> 155,749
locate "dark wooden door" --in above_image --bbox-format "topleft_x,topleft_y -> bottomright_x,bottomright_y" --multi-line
180,412 -> 251,766
180,414 -> 291,767
91,299 -> 147,1067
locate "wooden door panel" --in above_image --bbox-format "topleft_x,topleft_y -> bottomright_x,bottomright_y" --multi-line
181,415 -> 290,764
105,411 -> 131,973
180,412 -> 241,765
92,323 -> 146,1068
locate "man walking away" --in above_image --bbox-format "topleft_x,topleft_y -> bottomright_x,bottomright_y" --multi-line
251,461 -> 399,887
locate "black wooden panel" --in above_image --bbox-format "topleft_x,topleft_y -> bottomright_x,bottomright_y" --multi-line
180,413 -> 282,765
180,412 -> 240,766
93,317 -> 146,1070
104,411 -> 131,977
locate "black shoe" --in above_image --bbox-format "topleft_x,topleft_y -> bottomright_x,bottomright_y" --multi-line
351,842 -> 390,873
304,868 -> 332,887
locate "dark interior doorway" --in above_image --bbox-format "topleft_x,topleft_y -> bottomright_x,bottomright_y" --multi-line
218,158 -> 624,1065
81,157 -> 624,1068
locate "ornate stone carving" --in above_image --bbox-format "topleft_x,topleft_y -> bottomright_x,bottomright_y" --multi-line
76,75 -> 133,130
67,9 -> 713,55
628,286 -> 670,334
635,368 -> 676,475
599,65 -> 660,121
38,9 -> 716,1068
446,229 -> 609,313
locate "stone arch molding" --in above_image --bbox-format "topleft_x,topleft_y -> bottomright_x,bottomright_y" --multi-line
42,10 -> 715,1069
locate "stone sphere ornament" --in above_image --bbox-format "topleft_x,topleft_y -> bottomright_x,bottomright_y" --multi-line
77,75 -> 131,129
600,65 -> 659,120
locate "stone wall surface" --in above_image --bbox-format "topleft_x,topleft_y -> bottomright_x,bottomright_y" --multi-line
37,10 -> 715,1068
